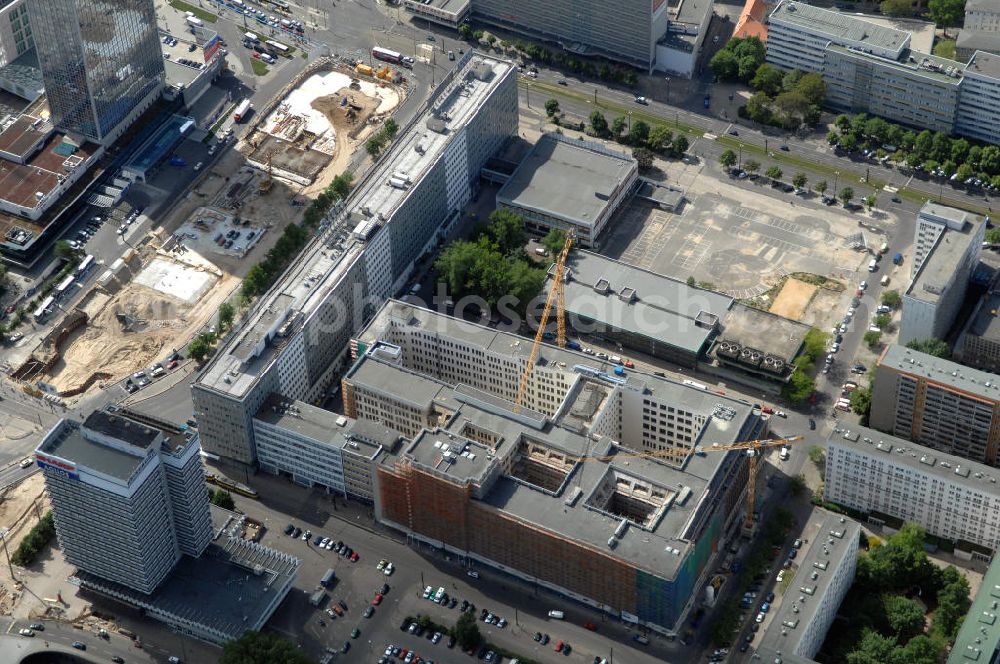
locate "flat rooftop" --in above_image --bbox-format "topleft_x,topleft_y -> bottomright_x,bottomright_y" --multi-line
36,420 -> 147,482
255,393 -> 351,444
966,50 -> 1000,79
0,114 -> 47,158
720,302 -> 808,363
906,215 -> 982,304
0,127 -> 97,209
829,424 -> 1000,492
964,291 -> 1000,344
78,536 -> 300,644
878,343 -> 1000,402
407,0 -> 469,16
755,513 -> 860,660
827,44 -> 965,85
769,0 -> 910,53
949,551 -> 1000,664
497,134 -> 636,229
197,52 -> 513,399
559,250 -> 733,354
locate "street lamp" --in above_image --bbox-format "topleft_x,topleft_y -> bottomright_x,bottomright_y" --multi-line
664,77 -> 670,104
834,171 -> 840,195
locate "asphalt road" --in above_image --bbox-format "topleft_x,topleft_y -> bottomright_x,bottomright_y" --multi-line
0,617 -> 155,664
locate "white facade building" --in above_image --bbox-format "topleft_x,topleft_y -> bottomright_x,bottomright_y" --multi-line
956,51 -> 1000,146
965,0 -> 1000,33
35,411 -> 213,594
827,425 -> 1000,554
192,51 -> 517,464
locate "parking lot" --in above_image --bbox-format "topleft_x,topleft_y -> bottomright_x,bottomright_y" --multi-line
228,472 -> 666,664
601,170 -> 886,301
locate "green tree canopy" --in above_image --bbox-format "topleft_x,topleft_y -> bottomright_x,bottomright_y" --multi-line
792,173 -> 807,189
743,159 -> 761,174
647,125 -> 672,152
850,386 -> 872,419
486,209 -> 526,255
750,63 -> 784,96
883,595 -> 925,641
815,180 -> 828,194
633,147 -> 655,172
839,187 -> 855,206
905,338 -> 951,358
611,115 -> 627,138
452,611 -> 482,650
709,48 -> 739,81
628,119 -> 650,146
880,0 -> 918,15
54,240 -> 77,261
540,228 -> 567,257
220,631 -> 313,664
928,0 -> 965,26
588,110 -> 608,136
765,166 -> 783,181
670,134 -> 689,158
783,368 -> 815,403
209,489 -> 236,510
864,330 -> 882,348
544,98 -> 560,117
719,149 -> 737,169
881,290 -> 902,308
218,301 -> 235,333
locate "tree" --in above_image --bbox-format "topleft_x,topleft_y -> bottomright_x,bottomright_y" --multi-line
452,611 -> 482,650
628,119 -> 650,146
743,159 -> 760,176
883,595 -> 925,642
670,134 -> 689,158
188,333 -> 213,363
782,68 -> 805,93
874,314 -> 891,330
783,368 -> 815,403
745,91 -> 772,124
365,133 -> 385,157
792,173 -> 807,190
544,98 -> 559,117
986,227 -> 1000,245
880,0 -> 918,15
54,240 -> 77,261
541,228 -> 567,257
881,290 -> 902,308
816,180 -> 828,195
928,0 -> 965,26
218,301 -> 235,333
610,115 -> 627,139
864,330 -> 882,348
209,489 -> 236,510
765,166 -> 783,182
436,239 -> 481,296
863,194 -> 877,210
906,338 -> 951,358
850,386 -> 873,423
956,163 -> 975,183
846,628 -> 896,664
839,187 -> 855,207
486,209 -> 526,255
895,635 -> 944,664
709,49 -> 739,81
772,90 -> 811,128
719,149 -> 737,170
220,631 -> 313,664
589,110 -> 608,136
458,23 -> 473,40
632,147 -> 655,172
750,63 -> 784,96
647,125 -> 673,152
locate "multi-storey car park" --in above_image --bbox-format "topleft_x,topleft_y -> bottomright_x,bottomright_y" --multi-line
192,51 -> 518,465
765,1 -> 1000,144
870,344 -> 1000,466
826,424 -> 1000,558
344,299 -> 768,636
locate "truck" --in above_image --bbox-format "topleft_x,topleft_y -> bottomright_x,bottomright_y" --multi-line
233,99 -> 251,123
186,15 -> 203,28
356,63 -> 373,76
372,46 -> 403,64
320,568 -> 336,588
893,252 -> 903,265
309,589 -> 327,607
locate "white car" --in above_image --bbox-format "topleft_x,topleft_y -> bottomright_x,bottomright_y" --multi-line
859,281 -> 868,290
634,96 -> 648,105
18,628 -> 33,637
383,562 -> 394,576
756,612 -> 765,623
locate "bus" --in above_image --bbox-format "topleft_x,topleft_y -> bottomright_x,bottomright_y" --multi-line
266,0 -> 290,12
372,46 -> 403,64
243,31 -> 259,43
265,39 -> 290,56
76,254 -> 94,275
233,99 -> 251,123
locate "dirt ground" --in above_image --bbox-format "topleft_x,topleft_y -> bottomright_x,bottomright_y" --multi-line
44,271 -> 238,391
769,278 -> 818,321
0,475 -> 49,616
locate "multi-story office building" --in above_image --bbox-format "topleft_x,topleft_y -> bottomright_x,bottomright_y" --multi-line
827,425 -> 1000,556
870,344 -> 1000,466
0,0 -> 31,68
253,395 -> 398,502
766,1 -> 1000,141
34,411 -> 213,594
471,0 -> 669,71
754,514 -> 860,660
956,51 -> 1000,146
901,204 -> 984,346
27,0 -> 165,144
495,134 -> 637,249
192,52 -> 517,465
965,0 -> 1000,33
349,299 -> 767,636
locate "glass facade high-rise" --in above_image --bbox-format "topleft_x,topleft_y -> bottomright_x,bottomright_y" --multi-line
28,0 -> 164,143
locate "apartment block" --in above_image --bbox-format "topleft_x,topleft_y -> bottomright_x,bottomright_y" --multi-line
826,425 -> 1000,556
252,394 -> 397,502
948,553 -> 1000,664
754,514 -> 860,660
192,52 -> 517,464
766,1 -> 1000,142
471,0 -> 669,71
495,134 -> 637,249
870,344 -> 1000,466
35,411 -> 213,594
900,203 -> 984,347
350,300 -> 767,636
955,51 -> 1000,146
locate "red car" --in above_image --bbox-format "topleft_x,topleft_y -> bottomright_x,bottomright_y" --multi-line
372,593 -> 383,605
166,359 -> 178,370
583,622 -> 597,631
350,552 -> 360,562
554,641 -> 564,652
761,406 -> 774,415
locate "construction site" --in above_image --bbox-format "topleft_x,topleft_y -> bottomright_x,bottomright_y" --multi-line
10,238 -> 237,398
243,61 -> 404,187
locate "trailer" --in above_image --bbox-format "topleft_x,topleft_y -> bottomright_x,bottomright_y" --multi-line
372,46 -> 403,64
233,99 -> 251,123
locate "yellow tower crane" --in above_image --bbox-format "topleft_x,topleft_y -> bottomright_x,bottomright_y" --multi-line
573,435 -> 806,532
513,232 -> 574,412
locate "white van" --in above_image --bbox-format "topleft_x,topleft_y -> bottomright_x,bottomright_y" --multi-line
880,275 -> 890,286
548,610 -> 564,619
779,446 -> 790,461
868,259 -> 877,272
